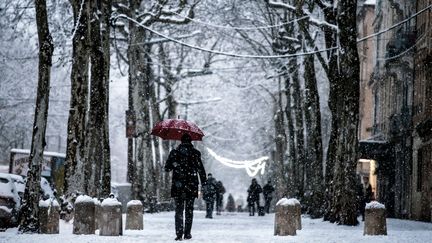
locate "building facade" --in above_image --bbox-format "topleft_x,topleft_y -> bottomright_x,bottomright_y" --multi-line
411,0 -> 432,222
358,0 -> 416,219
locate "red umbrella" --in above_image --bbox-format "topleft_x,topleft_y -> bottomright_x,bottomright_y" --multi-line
150,119 -> 205,141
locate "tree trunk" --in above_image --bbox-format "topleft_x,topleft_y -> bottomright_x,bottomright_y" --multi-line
64,0 -> 90,195
127,1 -> 151,201
325,0 -> 360,226
292,65 -> 305,199
303,54 -> 324,218
18,0 -> 54,233
101,0 -> 112,198
285,74 -> 296,198
83,0 -> 111,198
274,78 -> 288,199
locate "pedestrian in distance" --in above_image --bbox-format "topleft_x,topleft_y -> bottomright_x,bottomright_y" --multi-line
355,174 -> 365,221
247,178 -> 262,216
215,180 -> 226,215
202,173 -> 217,219
363,176 -> 374,203
165,133 -> 207,241
262,179 -> 275,214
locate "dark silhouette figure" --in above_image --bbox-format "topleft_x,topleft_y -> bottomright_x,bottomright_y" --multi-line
356,175 -> 365,221
247,178 -> 262,216
226,194 -> 236,212
263,180 -> 275,214
364,178 -> 374,203
165,134 -> 207,241
202,173 -> 217,218
215,180 -> 226,215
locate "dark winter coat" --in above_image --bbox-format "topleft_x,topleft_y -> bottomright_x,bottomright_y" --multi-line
263,183 -> 275,199
215,181 -> 226,202
165,143 -> 206,198
247,182 -> 262,203
202,177 -> 217,202
365,184 -> 373,203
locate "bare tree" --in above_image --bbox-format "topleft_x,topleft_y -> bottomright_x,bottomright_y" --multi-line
18,0 -> 54,233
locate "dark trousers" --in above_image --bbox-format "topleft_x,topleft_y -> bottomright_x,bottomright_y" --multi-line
175,197 -> 195,237
205,200 -> 215,218
248,201 -> 259,216
264,197 -> 272,214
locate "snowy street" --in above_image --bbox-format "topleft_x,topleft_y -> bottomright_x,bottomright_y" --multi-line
1,211 -> 431,243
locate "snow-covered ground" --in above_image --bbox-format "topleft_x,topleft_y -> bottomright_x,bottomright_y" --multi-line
1,211 -> 431,243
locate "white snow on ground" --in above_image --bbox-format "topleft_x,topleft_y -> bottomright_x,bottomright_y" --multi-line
1,211 -> 432,243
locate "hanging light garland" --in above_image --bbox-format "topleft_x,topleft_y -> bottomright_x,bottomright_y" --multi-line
206,147 -> 268,177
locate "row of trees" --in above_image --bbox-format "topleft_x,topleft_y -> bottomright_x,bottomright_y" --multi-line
15,0 -> 360,232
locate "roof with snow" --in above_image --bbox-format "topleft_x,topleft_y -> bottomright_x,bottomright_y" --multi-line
10,148 -> 66,158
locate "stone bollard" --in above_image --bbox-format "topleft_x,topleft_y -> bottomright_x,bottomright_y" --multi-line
364,201 -> 387,235
73,195 -> 96,235
99,198 -> 123,236
94,199 -> 102,230
126,200 -> 143,230
274,198 -> 297,236
39,198 -> 60,234
291,199 -> 302,230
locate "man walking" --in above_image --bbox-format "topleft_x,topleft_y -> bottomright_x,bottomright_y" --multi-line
263,180 -> 275,214
215,180 -> 226,215
247,178 -> 262,216
202,173 -> 217,218
165,134 -> 207,241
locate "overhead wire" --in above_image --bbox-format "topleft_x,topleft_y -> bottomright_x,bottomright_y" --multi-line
357,4 -> 432,42
115,14 -> 339,59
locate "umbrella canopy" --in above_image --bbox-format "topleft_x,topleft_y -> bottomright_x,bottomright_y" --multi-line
150,119 -> 205,141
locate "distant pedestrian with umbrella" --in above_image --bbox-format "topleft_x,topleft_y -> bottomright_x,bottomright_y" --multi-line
153,119 -> 206,241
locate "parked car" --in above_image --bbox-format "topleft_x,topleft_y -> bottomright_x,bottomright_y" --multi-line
11,174 -> 55,201
0,173 -> 20,228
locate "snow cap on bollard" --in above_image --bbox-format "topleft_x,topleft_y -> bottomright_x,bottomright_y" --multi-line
101,197 -> 122,207
365,201 -> 385,209
75,195 -> 94,204
276,198 -> 299,206
127,200 -> 143,207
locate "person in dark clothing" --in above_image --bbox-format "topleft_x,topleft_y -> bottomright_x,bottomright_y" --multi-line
202,173 -> 217,218
355,174 -> 365,221
262,180 -> 275,214
364,177 -> 374,203
165,134 -> 207,241
215,180 -> 226,215
247,178 -> 262,216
